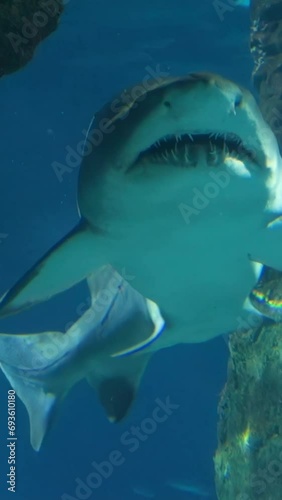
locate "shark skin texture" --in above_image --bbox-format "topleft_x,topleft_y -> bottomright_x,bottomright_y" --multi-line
0,265 -> 165,451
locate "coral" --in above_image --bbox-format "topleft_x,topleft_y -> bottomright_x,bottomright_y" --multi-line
0,0 -> 64,76
250,0 -> 282,152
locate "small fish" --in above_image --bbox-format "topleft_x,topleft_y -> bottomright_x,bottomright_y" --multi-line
249,273 -> 282,322
132,485 -> 155,498
167,479 -> 210,497
233,0 -> 250,6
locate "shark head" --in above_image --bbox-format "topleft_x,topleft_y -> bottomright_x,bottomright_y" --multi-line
80,73 -> 280,192
79,73 -> 282,230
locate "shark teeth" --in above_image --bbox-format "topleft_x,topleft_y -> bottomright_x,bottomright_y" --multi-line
223,142 -> 230,156
208,141 -> 221,166
161,152 -> 169,162
183,145 -> 196,165
133,132 -> 258,170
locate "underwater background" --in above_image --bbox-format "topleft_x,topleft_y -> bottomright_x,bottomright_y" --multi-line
0,1 -> 251,498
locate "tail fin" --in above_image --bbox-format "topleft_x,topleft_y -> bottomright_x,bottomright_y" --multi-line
0,221 -> 105,317
0,329 -> 72,451
1,361 -> 59,451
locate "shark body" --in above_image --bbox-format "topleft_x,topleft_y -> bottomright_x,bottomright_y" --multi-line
2,73 -> 282,337
1,73 -> 282,448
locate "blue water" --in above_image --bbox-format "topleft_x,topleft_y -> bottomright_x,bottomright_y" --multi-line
0,1 -> 252,498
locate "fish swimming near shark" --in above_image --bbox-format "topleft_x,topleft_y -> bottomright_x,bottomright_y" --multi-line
1,72 -> 282,447
167,478 -> 210,497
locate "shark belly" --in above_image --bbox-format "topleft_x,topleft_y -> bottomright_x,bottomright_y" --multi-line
99,159 -> 267,345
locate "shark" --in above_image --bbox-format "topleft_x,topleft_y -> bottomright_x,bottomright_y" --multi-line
167,479 -> 210,497
1,73 -> 282,332
1,72 -> 282,447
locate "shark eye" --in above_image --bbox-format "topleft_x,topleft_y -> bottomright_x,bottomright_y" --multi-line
235,94 -> 243,108
164,101 -> 171,108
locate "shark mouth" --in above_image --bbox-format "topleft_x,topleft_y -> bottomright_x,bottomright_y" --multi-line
133,132 -> 260,169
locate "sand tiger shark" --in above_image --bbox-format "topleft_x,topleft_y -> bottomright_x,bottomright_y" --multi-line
1,72 -> 282,449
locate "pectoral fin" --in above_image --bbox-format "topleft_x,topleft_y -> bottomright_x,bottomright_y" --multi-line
250,216 -> 282,272
0,221 -> 105,318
